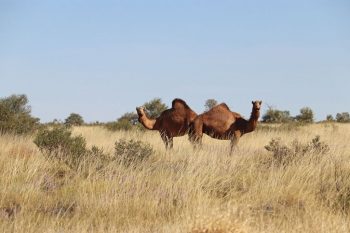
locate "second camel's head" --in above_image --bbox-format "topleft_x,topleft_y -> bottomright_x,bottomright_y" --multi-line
251,100 -> 262,111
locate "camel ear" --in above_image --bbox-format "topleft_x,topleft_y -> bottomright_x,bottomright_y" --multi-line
252,101 -> 254,104
259,101 -> 262,104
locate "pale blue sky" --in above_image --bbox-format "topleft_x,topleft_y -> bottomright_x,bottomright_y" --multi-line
1,0 -> 349,122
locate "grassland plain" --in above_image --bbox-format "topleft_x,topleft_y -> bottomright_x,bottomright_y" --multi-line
1,123 -> 350,233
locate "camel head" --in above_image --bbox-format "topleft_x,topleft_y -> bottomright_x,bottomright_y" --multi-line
252,100 -> 262,111
136,106 -> 146,117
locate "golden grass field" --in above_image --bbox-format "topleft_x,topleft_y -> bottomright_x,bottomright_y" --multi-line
1,123 -> 350,233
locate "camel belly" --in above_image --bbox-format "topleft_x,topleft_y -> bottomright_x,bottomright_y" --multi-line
164,124 -> 188,137
203,126 -> 233,140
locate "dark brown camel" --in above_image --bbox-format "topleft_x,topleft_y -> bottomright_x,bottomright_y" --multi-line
136,98 -> 197,149
190,100 -> 262,152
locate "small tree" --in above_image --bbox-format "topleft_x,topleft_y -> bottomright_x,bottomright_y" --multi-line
262,107 -> 292,123
118,112 -> 138,125
143,98 -> 168,118
204,99 -> 218,111
336,112 -> 350,123
65,113 -> 84,126
326,114 -> 334,122
0,94 -> 39,134
295,107 -> 314,123
105,112 -> 139,131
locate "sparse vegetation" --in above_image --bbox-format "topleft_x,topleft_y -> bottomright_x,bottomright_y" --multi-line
1,123 -> 350,233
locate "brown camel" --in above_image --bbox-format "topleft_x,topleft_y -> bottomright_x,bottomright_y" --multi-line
190,100 -> 262,152
136,98 -> 197,149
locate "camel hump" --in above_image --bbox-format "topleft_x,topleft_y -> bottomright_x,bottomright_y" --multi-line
172,98 -> 190,109
232,111 -> 242,118
217,103 -> 231,111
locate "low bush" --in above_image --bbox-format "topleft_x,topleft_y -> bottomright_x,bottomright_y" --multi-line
114,139 -> 154,167
265,136 -> 329,165
34,127 -> 109,170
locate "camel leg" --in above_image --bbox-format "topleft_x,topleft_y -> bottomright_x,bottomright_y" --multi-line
191,117 -> 203,150
230,131 -> 242,154
167,136 -> 173,149
193,135 -> 202,150
160,132 -> 172,150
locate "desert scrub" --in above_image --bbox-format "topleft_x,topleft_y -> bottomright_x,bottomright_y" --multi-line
34,127 -> 109,171
257,122 -> 305,133
264,135 -> 329,166
114,139 -> 154,167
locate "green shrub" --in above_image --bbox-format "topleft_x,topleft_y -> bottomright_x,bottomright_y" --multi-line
114,139 -> 153,167
34,127 -> 109,170
64,113 -> 84,126
0,94 -> 39,134
336,112 -> 350,123
265,136 -> 329,165
295,107 -> 314,123
105,112 -> 139,131
106,119 -> 133,131
262,107 -> 292,123
326,114 -> 335,122
142,98 -> 167,118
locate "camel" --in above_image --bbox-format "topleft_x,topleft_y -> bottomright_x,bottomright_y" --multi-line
136,98 -> 197,149
190,100 -> 262,152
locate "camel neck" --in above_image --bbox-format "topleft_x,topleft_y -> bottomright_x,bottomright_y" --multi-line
139,114 -> 158,130
246,109 -> 260,132
249,109 -> 260,121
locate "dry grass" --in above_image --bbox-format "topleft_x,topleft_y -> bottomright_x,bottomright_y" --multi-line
1,123 -> 350,232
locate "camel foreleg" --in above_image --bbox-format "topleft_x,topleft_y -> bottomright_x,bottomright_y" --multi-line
230,131 -> 242,154
161,132 -> 173,150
